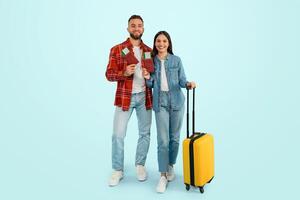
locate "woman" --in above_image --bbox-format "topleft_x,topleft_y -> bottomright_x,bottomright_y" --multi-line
143,31 -> 196,193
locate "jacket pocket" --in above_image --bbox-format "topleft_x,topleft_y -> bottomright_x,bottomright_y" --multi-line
169,68 -> 179,86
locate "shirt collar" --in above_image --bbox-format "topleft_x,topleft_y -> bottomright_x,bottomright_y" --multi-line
125,38 -> 148,51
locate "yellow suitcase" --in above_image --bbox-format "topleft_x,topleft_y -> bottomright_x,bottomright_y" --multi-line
182,88 -> 214,193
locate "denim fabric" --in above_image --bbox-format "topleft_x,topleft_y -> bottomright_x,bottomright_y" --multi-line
111,92 -> 152,170
155,92 -> 185,172
146,54 -> 188,112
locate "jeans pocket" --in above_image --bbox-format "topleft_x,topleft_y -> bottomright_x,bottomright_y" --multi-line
137,92 -> 146,105
160,92 -> 169,108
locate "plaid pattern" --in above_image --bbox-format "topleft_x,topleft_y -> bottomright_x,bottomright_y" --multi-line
105,38 -> 153,111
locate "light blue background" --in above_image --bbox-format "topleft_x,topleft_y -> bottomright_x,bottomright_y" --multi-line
1,0 -> 299,199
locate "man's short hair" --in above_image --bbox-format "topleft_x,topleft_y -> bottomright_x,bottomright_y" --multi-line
128,15 -> 144,23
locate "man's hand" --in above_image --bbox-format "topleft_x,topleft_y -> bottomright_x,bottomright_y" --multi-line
124,64 -> 136,76
186,81 -> 196,89
142,68 -> 150,80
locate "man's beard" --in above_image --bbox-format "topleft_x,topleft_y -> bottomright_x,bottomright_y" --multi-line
130,33 -> 143,40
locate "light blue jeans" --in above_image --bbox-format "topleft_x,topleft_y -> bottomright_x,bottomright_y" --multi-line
155,92 -> 184,173
112,92 -> 152,171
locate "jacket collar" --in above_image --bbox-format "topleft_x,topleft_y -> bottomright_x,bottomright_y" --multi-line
154,53 -> 171,62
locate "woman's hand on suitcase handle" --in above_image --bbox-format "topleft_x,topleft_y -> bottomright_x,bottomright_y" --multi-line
186,81 -> 196,89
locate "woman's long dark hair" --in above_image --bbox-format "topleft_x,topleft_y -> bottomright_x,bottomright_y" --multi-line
151,31 -> 174,58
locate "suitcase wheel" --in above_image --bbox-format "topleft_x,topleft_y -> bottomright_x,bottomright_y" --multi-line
199,186 -> 204,193
185,184 -> 190,191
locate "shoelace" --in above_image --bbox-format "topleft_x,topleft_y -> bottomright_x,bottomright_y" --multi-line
158,177 -> 167,186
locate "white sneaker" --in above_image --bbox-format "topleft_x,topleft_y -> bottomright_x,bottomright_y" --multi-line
166,165 -> 175,181
108,171 -> 123,186
156,176 -> 168,193
136,165 -> 147,181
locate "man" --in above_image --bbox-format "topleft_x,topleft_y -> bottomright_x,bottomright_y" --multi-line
105,15 -> 153,186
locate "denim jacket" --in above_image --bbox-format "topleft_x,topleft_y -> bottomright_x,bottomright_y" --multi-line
146,54 -> 188,112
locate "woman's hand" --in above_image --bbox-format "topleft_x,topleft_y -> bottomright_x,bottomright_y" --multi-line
186,81 -> 196,89
142,68 -> 150,80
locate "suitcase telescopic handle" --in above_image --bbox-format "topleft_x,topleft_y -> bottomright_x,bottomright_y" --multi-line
186,88 -> 196,138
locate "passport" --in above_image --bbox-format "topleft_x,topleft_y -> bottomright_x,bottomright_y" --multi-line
142,52 -> 154,73
121,47 -> 139,65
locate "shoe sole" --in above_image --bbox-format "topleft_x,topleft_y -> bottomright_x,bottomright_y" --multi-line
109,176 -> 123,187
137,177 -> 147,182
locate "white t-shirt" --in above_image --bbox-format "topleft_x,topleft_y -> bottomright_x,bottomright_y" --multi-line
160,59 -> 169,91
132,46 -> 145,94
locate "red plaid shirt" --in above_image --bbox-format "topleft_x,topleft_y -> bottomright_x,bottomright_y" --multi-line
105,38 -> 153,111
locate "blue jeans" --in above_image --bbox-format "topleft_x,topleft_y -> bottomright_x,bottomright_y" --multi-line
112,92 -> 152,171
155,92 -> 184,173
